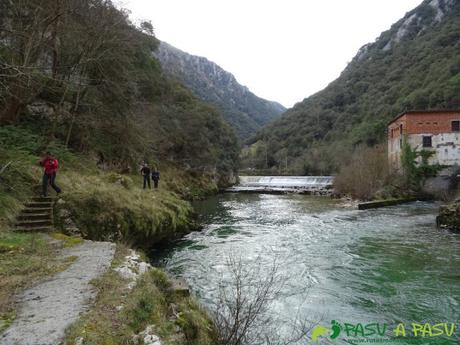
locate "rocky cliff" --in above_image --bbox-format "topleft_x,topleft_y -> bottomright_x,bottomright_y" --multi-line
155,42 -> 285,140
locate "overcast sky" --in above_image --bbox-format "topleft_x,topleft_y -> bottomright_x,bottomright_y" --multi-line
120,0 -> 422,108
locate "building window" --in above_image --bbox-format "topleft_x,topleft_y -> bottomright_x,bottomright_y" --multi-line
399,124 -> 403,135
452,120 -> 460,132
423,136 -> 432,148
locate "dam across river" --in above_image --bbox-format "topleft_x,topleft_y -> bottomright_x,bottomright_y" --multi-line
226,175 -> 334,193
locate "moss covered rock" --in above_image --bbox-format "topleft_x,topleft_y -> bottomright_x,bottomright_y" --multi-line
437,201 -> 460,232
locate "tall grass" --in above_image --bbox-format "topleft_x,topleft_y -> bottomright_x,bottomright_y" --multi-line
59,171 -> 194,245
1,126 -> 206,246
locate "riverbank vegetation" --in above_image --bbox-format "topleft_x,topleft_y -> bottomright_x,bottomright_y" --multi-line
0,125 -> 211,245
333,145 -> 391,200
65,245 -> 217,345
333,141 -> 443,201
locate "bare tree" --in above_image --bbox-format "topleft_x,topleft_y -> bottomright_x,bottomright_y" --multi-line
212,254 -> 314,345
0,0 -> 61,124
0,0 -> 156,129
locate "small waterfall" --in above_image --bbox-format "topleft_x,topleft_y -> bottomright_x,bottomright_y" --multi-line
226,176 -> 334,194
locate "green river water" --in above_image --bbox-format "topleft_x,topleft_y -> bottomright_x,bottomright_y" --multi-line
155,194 -> 460,344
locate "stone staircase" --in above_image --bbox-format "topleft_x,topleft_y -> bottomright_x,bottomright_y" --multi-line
15,197 -> 54,232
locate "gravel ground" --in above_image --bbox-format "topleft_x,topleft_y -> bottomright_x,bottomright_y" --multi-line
1,240 -> 115,345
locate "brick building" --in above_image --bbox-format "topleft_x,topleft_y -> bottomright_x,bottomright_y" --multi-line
388,110 -> 460,170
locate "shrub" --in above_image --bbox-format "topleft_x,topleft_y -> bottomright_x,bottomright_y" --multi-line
334,145 -> 390,200
400,139 -> 443,192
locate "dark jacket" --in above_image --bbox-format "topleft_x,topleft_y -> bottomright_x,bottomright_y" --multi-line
152,171 -> 160,180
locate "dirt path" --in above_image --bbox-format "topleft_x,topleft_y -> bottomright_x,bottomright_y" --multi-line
1,240 -> 115,345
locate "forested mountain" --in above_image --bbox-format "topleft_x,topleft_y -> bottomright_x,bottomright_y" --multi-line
0,0 -> 239,184
251,0 -> 460,175
156,42 -> 286,140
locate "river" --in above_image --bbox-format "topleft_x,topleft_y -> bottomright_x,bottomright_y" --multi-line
153,193 -> 460,344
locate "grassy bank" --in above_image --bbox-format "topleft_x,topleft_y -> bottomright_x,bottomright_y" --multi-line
65,245 -> 216,345
0,126 -> 221,246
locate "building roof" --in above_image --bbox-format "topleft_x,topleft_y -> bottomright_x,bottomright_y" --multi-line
388,109 -> 460,126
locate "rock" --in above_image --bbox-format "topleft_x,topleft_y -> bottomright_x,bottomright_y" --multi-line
26,102 -> 55,118
138,262 -> 150,275
437,201 -> 460,232
132,325 -> 162,345
422,166 -> 460,201
26,101 -> 72,122
114,250 -> 152,288
143,334 -> 161,345
75,337 -> 84,345
171,278 -> 190,297
115,265 -> 138,281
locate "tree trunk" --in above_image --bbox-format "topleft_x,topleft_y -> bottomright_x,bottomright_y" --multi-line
0,97 -> 22,125
65,88 -> 82,147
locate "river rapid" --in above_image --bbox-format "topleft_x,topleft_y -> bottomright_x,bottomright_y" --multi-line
153,193 -> 460,344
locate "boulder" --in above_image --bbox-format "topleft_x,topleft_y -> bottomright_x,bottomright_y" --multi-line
437,201 -> 460,232
132,325 -> 162,345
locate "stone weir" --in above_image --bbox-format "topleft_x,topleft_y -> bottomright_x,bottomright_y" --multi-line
225,176 -> 334,195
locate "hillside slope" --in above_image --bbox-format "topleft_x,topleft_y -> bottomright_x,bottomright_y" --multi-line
0,0 -> 239,237
253,0 -> 460,174
0,0 -> 239,186
156,42 -> 286,140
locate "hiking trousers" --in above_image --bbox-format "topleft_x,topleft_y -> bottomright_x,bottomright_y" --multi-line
143,175 -> 151,189
42,172 -> 61,196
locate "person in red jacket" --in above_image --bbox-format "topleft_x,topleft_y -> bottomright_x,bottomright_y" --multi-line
39,152 -> 62,197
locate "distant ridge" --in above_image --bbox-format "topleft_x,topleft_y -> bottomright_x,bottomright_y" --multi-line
155,42 -> 286,140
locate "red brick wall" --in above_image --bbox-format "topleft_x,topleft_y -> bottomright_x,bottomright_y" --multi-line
389,112 -> 460,137
388,114 -> 407,140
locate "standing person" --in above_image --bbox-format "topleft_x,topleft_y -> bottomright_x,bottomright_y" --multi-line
140,163 -> 151,189
39,152 -> 61,197
151,168 -> 160,189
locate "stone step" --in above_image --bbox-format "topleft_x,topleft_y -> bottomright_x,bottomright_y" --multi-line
25,202 -> 53,208
15,225 -> 53,232
16,219 -> 53,228
31,197 -> 55,202
14,195 -> 56,233
17,214 -> 52,221
21,207 -> 53,214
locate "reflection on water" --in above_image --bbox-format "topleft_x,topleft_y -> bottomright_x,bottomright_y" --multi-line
153,194 -> 460,344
